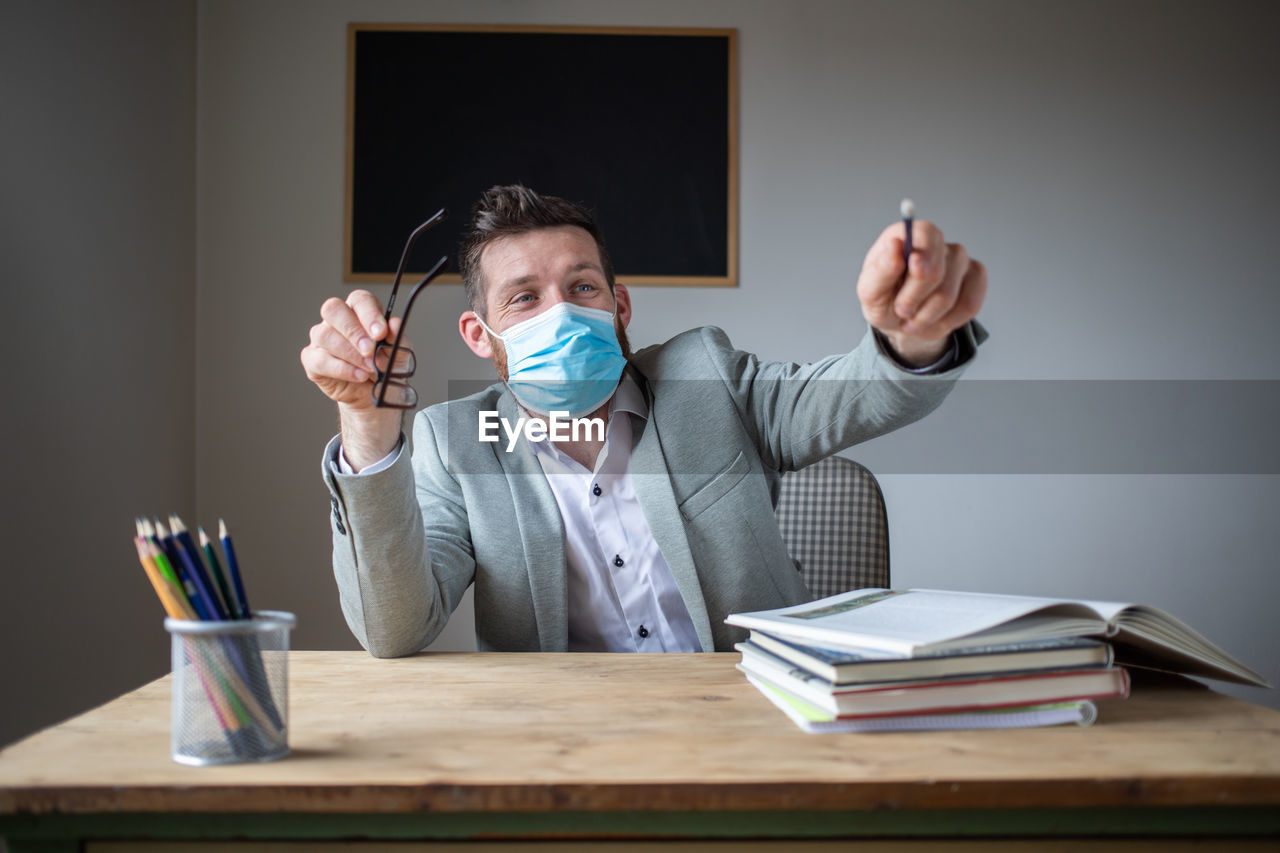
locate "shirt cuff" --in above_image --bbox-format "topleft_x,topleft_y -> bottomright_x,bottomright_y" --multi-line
872,328 -> 962,375
332,436 -> 403,477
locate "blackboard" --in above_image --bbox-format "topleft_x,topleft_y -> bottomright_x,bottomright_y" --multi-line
344,24 -> 737,286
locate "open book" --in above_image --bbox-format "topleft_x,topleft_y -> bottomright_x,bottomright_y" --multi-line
725,588 -> 1269,687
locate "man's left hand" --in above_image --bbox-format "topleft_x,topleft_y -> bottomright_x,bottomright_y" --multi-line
856,219 -> 987,367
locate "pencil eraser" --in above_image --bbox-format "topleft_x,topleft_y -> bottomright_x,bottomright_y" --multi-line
900,198 -> 915,220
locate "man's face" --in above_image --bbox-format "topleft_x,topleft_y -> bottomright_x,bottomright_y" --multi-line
472,225 -> 631,378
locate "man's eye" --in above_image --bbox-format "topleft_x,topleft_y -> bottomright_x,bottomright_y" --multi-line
512,293 -> 535,304
574,282 -> 596,293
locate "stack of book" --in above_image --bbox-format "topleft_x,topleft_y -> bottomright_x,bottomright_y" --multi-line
725,588 -> 1269,733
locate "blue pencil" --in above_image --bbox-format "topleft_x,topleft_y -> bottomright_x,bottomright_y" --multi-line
170,515 -> 229,620
219,518 -> 251,619
153,519 -> 210,620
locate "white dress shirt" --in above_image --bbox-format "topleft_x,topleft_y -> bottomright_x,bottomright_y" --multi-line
527,375 -> 701,652
334,374 -> 701,652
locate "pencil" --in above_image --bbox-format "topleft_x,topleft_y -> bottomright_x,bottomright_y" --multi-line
199,526 -> 238,622
133,535 -> 249,752
139,520 -> 193,611
900,198 -> 915,267
219,519 -> 251,619
134,537 -> 196,621
154,519 -> 208,619
171,515 -> 230,620
146,539 -> 191,613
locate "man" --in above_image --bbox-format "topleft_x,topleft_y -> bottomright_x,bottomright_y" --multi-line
301,185 -> 986,656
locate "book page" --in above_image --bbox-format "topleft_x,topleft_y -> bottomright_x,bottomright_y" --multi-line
732,589 -> 1113,652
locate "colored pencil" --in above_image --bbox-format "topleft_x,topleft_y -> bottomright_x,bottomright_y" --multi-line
199,526 -> 238,622
137,520 -> 191,611
171,515 -> 230,620
155,519 -> 210,620
131,514 -> 285,757
133,536 -> 196,621
206,519 -> 285,730
219,518 -> 251,619
134,535 -> 249,752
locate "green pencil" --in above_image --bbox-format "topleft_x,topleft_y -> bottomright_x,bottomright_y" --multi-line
199,527 -> 238,622
137,519 -> 191,611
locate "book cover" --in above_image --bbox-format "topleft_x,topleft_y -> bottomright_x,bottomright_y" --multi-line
746,632 -> 1112,684
735,655 -> 1130,718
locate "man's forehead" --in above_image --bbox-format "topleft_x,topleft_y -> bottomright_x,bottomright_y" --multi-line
481,226 -> 603,286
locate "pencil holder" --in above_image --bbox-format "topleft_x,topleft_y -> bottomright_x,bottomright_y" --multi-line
164,611 -> 295,766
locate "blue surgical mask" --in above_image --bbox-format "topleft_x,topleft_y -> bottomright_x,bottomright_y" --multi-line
476,302 -> 627,418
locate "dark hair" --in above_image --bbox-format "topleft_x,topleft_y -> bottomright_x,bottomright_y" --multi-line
459,185 -> 616,318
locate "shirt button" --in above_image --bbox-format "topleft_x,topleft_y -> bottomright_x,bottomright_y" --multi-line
638,625 -> 649,639
592,483 -> 602,496
614,554 -> 624,568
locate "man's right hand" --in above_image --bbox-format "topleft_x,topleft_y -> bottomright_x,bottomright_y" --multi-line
300,290 -> 406,470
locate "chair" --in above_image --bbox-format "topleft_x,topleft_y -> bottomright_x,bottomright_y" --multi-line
775,456 -> 890,597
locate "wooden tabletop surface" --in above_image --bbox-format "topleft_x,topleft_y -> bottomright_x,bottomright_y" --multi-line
2,651 -> 1278,815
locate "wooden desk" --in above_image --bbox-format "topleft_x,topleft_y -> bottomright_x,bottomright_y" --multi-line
1,651 -> 1278,851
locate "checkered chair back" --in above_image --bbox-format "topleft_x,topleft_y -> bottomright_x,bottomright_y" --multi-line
775,456 -> 889,597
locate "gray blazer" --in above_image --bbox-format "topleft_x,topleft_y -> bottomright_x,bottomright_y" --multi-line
323,325 -> 978,656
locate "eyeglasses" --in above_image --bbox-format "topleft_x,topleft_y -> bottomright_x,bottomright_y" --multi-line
373,209 -> 449,409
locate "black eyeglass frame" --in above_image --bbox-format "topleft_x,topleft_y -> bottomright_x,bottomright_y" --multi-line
372,209 -> 450,409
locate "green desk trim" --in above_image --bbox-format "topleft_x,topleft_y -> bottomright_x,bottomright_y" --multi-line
3,806 -> 1279,848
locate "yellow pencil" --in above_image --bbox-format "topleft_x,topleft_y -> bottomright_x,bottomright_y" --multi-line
134,538 -> 195,620
134,537 -> 243,733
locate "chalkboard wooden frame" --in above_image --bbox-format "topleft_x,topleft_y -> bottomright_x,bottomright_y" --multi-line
344,23 -> 738,287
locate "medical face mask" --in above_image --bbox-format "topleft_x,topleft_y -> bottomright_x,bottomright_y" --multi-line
475,302 -> 628,418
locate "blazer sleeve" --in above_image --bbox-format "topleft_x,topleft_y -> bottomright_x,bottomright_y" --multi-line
323,411 -> 475,658
696,321 -> 983,472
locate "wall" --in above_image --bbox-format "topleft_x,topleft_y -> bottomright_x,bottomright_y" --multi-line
196,0 -> 1280,708
0,0 -> 197,747
2,0 -> 1276,749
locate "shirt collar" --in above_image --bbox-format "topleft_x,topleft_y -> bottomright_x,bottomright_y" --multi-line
610,370 -> 648,420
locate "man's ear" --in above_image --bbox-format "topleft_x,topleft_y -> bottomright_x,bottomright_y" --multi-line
614,283 -> 633,329
459,311 -> 494,359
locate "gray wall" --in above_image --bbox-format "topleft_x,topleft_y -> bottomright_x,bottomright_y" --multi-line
0,1 -> 196,748
3,0 -> 1277,748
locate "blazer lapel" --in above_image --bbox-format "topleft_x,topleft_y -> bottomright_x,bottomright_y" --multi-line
626,373 -> 716,652
495,389 -> 569,651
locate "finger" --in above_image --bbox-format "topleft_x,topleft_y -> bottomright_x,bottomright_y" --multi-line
320,296 -> 379,359
856,225 -> 910,322
346,290 -> 389,342
893,221 -> 947,320
918,258 -> 987,338
907,243 -> 968,331
373,318 -> 415,373
310,320 -> 373,371
301,342 -> 371,385
374,346 -> 416,375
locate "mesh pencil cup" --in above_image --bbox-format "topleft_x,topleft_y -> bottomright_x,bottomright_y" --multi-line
164,611 -> 295,766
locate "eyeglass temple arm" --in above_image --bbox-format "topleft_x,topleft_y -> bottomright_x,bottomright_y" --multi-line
376,255 -> 450,407
384,208 -> 448,320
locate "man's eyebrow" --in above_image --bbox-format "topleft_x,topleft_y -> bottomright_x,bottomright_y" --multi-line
493,262 -> 605,296
492,274 -> 537,298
